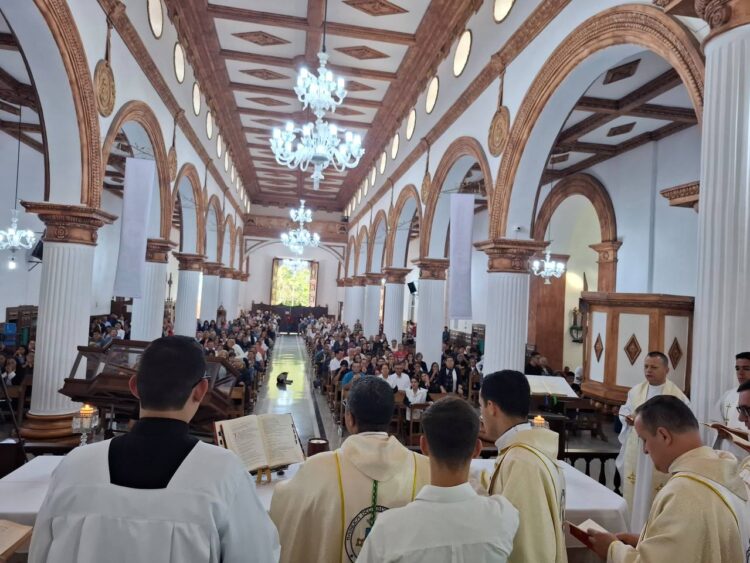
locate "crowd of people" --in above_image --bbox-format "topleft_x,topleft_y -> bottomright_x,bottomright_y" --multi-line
0,339 -> 34,387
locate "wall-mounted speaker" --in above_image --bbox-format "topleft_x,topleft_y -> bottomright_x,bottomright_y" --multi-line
407,281 -> 417,295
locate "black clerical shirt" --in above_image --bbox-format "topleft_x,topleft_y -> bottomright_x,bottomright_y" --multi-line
108,417 -> 199,489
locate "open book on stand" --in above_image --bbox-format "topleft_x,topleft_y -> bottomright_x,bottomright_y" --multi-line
526,375 -> 579,398
214,413 -> 305,473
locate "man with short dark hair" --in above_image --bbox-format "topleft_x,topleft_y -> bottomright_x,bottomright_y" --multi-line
479,370 -> 566,563
29,336 -> 279,563
712,352 -> 750,457
270,376 -> 430,563
588,396 -> 750,562
387,360 -> 410,391
359,397 -> 518,562
616,351 -> 690,532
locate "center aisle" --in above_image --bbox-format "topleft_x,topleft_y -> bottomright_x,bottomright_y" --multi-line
254,335 -> 342,449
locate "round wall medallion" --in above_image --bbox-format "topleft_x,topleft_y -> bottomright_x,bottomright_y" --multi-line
94,59 -> 116,117
488,105 -> 510,156
420,170 -> 431,202
168,145 -> 177,181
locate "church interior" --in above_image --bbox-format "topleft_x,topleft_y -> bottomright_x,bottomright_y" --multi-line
0,0 -> 748,562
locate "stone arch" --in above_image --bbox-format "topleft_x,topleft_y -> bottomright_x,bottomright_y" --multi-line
172,162 -> 205,254
490,3 -> 704,240
421,136 -> 493,258
101,100 -> 172,238
354,225 -> 369,276
368,209 -> 389,273
385,184 -> 422,268
205,195 -> 223,263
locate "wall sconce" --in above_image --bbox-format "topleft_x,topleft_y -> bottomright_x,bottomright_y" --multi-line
569,307 -> 583,343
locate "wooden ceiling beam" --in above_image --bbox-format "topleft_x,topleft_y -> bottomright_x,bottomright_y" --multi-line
229,81 -> 381,109
554,141 -> 618,155
206,4 -> 416,46
237,107 -> 371,130
575,96 -> 696,123
0,33 -> 18,51
220,49 -> 397,81
0,120 -> 42,133
0,122 -> 43,153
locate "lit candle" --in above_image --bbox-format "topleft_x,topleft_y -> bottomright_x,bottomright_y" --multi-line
532,415 -> 546,427
80,404 -> 95,431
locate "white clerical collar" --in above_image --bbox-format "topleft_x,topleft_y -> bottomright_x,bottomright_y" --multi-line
358,431 -> 388,438
415,483 -> 476,503
495,422 -> 531,452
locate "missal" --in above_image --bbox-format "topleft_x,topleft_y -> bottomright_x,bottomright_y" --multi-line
566,519 -> 609,549
704,422 -> 750,452
0,519 -> 32,560
214,413 -> 305,472
526,375 -> 579,398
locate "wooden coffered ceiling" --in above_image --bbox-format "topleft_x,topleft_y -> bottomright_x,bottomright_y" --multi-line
543,51 -> 698,182
166,0 -> 481,212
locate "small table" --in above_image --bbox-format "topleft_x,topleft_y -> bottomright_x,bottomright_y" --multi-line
0,456 -> 62,526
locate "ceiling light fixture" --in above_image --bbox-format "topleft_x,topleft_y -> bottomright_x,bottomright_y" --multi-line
281,200 -> 321,254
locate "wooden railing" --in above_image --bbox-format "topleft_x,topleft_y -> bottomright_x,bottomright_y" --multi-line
564,449 -> 621,495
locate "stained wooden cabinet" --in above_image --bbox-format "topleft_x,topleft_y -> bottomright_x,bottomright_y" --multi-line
5,305 -> 38,346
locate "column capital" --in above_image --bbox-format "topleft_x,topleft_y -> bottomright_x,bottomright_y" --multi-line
219,267 -> 233,279
202,261 -> 223,276
589,240 -> 623,263
474,239 -> 547,273
654,1 -> 750,43
174,252 -> 205,271
145,238 -> 176,263
412,258 -> 449,280
239,273 -> 249,282
364,272 -> 384,285
21,201 -> 116,246
336,278 -> 346,288
231,269 -> 243,281
351,276 -> 367,287
382,267 -> 412,284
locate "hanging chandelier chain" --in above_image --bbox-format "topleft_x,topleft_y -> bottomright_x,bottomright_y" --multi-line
13,103 -> 22,210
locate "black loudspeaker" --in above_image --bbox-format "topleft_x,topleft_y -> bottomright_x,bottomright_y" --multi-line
407,281 -> 417,295
31,239 -> 43,261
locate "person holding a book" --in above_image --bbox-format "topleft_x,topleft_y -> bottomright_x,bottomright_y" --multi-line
615,351 -> 689,533
28,336 -> 280,563
269,376 -> 430,563
359,396 -> 519,563
711,351 -> 750,458
478,370 -> 567,563
587,395 -> 750,562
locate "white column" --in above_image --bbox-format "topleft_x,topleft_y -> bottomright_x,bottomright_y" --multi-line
383,268 -> 410,344
200,262 -> 221,323
692,20 -> 750,424
230,275 -> 240,320
476,239 -> 546,374
219,270 -> 233,319
363,275 -> 381,337
130,239 -> 171,342
350,278 -> 366,329
343,282 -> 354,326
414,259 -> 448,366
173,253 -> 203,337
19,203 -> 116,430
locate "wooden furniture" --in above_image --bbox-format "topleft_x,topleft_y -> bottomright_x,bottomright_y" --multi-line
4,306 -> 37,347
580,292 -> 694,406
406,403 -> 429,446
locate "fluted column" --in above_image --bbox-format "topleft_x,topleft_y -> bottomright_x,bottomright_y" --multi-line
383,268 -> 410,344
363,273 -> 382,338
476,240 -> 547,374
200,261 -> 222,323
173,253 -> 204,337
691,8 -> 750,425
350,276 -> 366,330
19,203 -> 115,438
343,279 -> 354,326
413,259 -> 449,366
230,270 -> 242,320
218,267 -> 233,320
131,238 -> 174,342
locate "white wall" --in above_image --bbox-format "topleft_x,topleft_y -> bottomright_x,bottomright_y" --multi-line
245,242 -> 342,313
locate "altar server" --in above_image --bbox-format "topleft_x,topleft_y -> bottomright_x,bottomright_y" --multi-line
616,351 -> 689,533
588,396 -> 750,562
359,396 -> 518,563
29,336 -> 280,563
270,376 -> 430,563
478,370 -> 567,563
712,352 -> 750,458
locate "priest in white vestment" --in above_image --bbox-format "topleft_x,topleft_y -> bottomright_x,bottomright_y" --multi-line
711,352 -> 750,458
359,396 -> 518,563
616,351 -> 689,533
589,396 -> 750,562
477,370 -> 567,563
29,336 -> 280,563
270,376 -> 430,563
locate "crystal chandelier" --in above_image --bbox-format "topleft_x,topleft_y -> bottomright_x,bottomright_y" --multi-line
290,199 -> 313,224
282,258 -> 309,273
0,107 -> 36,269
281,201 -> 321,253
531,251 -> 565,285
295,52 -> 345,116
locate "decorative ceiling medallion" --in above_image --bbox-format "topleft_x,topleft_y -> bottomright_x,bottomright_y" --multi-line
594,333 -> 604,362
254,118 -> 284,127
668,338 -> 683,369
248,97 -> 288,107
550,153 -> 569,164
335,45 -> 388,60
167,145 -> 177,181
343,0 -> 407,16
488,106 -> 509,156
624,334 -> 642,366
347,81 -> 375,92
607,122 -> 636,137
335,107 -> 364,116
241,68 -> 288,81
94,59 -> 115,117
234,31 -> 290,47
603,59 -> 641,85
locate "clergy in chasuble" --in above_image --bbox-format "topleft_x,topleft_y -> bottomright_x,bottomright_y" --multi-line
270,376 -> 430,563
712,352 -> 750,459
616,351 -> 689,533
478,370 -> 567,563
589,396 -> 750,563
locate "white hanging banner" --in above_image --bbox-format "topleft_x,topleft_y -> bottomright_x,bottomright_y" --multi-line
113,158 -> 156,298
448,193 -> 474,320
